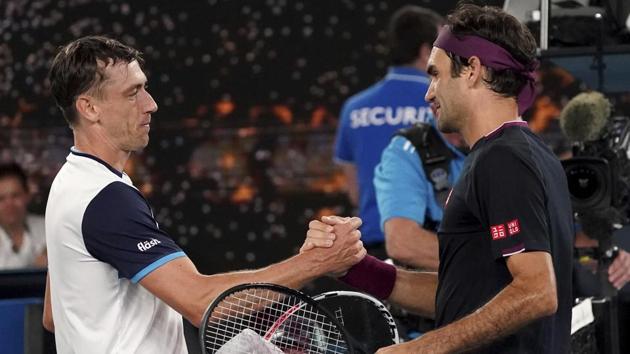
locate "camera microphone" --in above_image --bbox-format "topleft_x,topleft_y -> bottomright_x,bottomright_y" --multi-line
560,92 -> 611,142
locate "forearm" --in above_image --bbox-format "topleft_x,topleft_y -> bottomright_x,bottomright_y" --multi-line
416,276 -> 557,353
201,253 -> 322,304
385,219 -> 439,270
388,269 -> 438,318
147,254 -> 322,327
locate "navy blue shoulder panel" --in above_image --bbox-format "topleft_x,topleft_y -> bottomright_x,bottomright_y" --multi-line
82,181 -> 185,282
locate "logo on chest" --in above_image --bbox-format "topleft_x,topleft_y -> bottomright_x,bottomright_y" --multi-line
490,219 -> 521,240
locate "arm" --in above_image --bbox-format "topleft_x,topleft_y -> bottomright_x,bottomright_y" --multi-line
609,249 -> 630,289
338,162 -> 359,206
141,218 -> 365,327
375,136 -> 438,269
43,274 -> 54,332
387,268 -> 438,318
304,216 -> 439,317
384,217 -> 439,271
378,251 -> 557,353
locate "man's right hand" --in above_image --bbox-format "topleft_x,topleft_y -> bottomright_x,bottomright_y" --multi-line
301,215 -> 360,252
301,216 -> 366,276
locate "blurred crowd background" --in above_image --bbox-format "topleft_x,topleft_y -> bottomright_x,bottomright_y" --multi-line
1,0 -> 630,278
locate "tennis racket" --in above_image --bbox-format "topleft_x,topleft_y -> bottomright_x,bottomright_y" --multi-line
312,291 -> 399,352
199,283 -> 357,354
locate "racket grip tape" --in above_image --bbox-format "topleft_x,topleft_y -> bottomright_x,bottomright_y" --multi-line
339,255 -> 396,300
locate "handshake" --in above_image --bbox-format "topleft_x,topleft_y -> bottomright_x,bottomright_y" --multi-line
298,215 -> 367,278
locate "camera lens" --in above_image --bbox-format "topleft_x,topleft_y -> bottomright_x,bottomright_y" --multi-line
566,165 -> 600,200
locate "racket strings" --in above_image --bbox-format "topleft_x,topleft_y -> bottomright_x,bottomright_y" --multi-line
203,288 -> 348,353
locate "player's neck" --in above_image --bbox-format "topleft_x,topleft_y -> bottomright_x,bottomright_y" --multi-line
73,129 -> 130,174
464,95 -> 520,146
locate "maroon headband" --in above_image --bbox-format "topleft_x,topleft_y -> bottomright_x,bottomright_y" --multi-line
434,26 -> 538,115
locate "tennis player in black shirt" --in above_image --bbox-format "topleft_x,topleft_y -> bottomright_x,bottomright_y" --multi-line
304,4 -> 574,353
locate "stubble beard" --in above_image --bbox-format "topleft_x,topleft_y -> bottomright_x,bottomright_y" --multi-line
437,113 -> 460,134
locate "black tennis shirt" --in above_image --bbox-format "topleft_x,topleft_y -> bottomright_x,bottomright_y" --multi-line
435,122 -> 574,353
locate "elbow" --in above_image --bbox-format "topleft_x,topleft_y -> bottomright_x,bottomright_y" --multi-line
525,280 -> 557,318
385,233 -> 437,270
540,287 -> 558,317
385,237 -> 412,264
188,293 -> 215,328
185,300 -> 208,328
179,304 -> 204,328
536,274 -> 558,317
189,313 -> 203,328
42,315 -> 54,333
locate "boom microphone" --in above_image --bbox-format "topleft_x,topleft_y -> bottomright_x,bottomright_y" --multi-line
560,92 -> 611,142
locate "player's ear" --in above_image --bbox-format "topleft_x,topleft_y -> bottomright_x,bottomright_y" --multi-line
465,56 -> 483,88
75,95 -> 100,123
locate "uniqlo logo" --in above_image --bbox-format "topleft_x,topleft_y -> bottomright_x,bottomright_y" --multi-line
490,224 -> 507,240
507,219 -> 521,235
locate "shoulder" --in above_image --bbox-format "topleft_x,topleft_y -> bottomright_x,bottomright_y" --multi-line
378,136 -> 424,178
85,181 -> 146,216
387,135 -> 418,155
472,138 -> 543,185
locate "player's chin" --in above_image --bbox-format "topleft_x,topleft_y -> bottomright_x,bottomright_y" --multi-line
131,136 -> 150,151
437,117 -> 458,134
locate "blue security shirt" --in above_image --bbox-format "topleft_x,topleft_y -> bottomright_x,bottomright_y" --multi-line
334,66 -> 433,245
374,126 -> 466,231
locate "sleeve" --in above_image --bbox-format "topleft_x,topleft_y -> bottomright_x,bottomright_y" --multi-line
472,146 -> 551,259
333,103 -> 355,163
82,181 -> 186,283
374,136 -> 431,230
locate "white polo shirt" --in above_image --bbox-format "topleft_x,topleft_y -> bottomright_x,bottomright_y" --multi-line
46,148 -> 187,354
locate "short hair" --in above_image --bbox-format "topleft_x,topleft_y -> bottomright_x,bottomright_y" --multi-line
387,5 -> 444,66
48,35 -> 144,126
0,162 -> 29,192
445,4 -> 538,99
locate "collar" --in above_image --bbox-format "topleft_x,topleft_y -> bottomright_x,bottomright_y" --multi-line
69,147 -> 124,178
471,120 -> 529,151
484,120 -> 528,139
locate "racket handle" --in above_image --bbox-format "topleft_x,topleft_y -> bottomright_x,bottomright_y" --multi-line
339,255 -> 396,299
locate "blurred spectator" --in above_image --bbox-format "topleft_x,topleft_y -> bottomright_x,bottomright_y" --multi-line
0,162 -> 47,269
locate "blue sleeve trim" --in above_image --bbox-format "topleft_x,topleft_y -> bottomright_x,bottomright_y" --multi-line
130,251 -> 187,283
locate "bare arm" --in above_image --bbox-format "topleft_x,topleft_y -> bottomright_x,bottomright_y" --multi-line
141,219 -> 365,327
303,216 -> 439,317
387,268 -> 438,318
384,217 -> 439,271
43,274 -> 54,332
378,251 -> 557,353
339,162 -> 359,206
